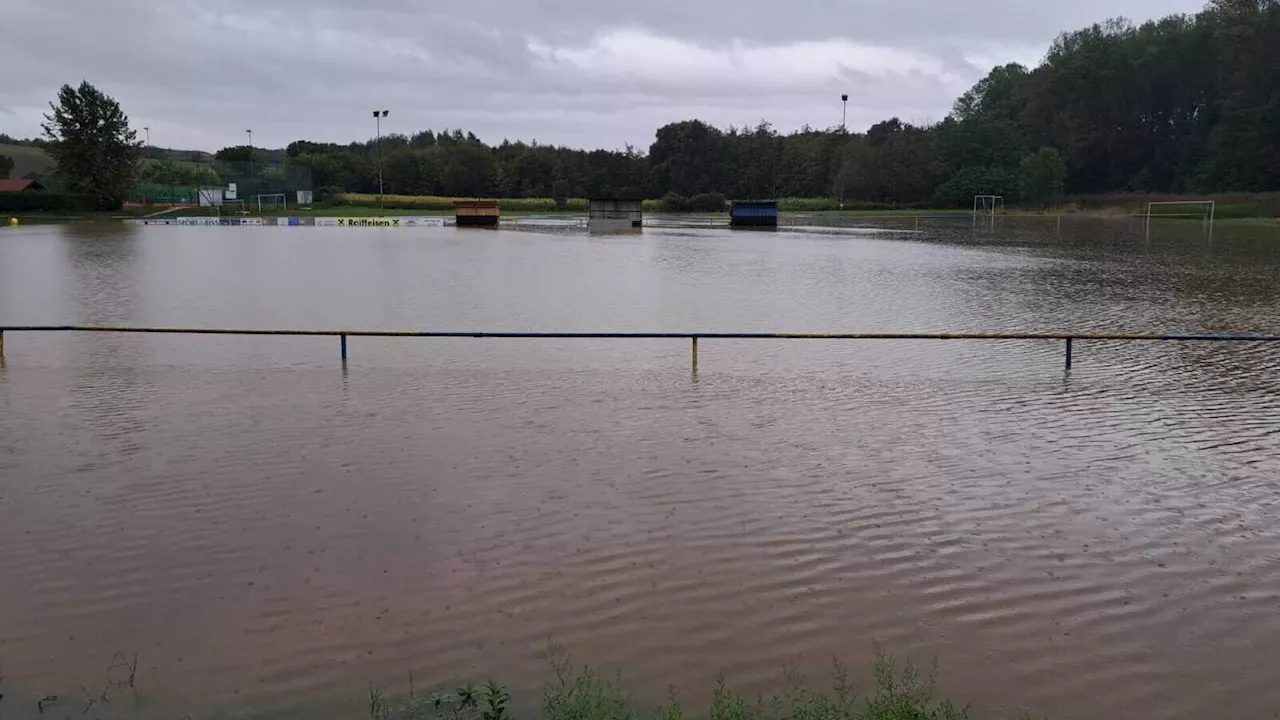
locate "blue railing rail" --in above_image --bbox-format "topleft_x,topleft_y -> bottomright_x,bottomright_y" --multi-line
3,326 -> 1279,370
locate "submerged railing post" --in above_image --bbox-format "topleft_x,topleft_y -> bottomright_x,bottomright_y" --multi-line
1065,337 -> 1073,369
340,334 -> 347,362
691,336 -> 699,373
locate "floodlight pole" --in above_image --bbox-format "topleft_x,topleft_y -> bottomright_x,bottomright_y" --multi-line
838,93 -> 849,211
373,110 -> 388,210
246,129 -> 254,194
143,127 -> 151,160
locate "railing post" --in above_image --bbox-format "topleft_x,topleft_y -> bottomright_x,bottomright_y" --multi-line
340,334 -> 347,362
0,329 -> 5,364
691,336 -> 698,373
1065,337 -> 1073,370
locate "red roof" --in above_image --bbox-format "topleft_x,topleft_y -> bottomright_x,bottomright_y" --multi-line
0,179 -> 43,191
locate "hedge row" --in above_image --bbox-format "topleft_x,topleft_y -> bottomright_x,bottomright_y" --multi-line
1065,192 -> 1280,218
330,192 -> 953,215
776,198 -> 947,212
656,192 -> 729,212
0,192 -> 103,213
333,193 -> 589,213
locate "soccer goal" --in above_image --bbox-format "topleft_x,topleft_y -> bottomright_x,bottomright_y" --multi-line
973,195 -> 1004,218
253,193 -> 287,213
1145,201 -> 1215,227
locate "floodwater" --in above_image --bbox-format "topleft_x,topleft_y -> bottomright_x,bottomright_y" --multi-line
2,218 -> 1280,719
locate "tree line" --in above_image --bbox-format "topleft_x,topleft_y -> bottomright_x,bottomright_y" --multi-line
9,0 -> 1277,210
265,0 -> 1277,207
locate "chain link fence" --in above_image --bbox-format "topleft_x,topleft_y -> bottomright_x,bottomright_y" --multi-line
132,159 -> 312,206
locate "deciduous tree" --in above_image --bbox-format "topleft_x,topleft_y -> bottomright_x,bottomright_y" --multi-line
41,81 -> 140,209
1021,148 -> 1068,208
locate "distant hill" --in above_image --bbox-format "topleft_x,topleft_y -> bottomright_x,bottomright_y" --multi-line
147,147 -> 214,164
0,143 -> 56,180
0,144 -> 222,184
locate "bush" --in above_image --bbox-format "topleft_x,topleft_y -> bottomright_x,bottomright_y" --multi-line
933,167 -> 1021,208
777,197 -> 840,212
658,192 -> 692,213
317,185 -> 344,202
689,192 -> 728,212
0,191 -> 98,213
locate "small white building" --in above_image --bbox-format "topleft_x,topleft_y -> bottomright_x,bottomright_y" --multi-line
587,198 -> 643,233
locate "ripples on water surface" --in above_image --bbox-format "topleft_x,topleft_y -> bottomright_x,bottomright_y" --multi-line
2,219 -> 1280,719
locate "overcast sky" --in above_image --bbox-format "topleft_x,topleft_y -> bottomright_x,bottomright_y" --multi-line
1,0 -> 1206,152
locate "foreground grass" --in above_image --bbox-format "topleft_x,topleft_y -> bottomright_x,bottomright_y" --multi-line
11,647 -> 988,719
369,648 -> 967,720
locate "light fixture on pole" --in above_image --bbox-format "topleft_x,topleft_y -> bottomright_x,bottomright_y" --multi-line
373,110 -> 389,209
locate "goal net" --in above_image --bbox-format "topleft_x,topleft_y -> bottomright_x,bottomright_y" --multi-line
1145,201 -> 1215,226
973,195 -> 1004,217
253,193 -> 287,213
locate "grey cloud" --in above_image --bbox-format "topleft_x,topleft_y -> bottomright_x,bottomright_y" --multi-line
0,0 -> 1207,151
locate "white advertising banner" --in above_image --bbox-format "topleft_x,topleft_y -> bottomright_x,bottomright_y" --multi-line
313,216 -> 445,227
400,216 -> 446,227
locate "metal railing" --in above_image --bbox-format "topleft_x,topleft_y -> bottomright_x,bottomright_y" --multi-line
3,326 -> 1280,371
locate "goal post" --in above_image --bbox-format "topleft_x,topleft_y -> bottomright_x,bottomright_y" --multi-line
973,195 -> 1004,217
252,193 -> 287,213
1145,200 -> 1215,226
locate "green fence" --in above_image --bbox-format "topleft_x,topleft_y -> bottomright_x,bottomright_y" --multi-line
135,184 -> 200,204
132,160 -> 312,205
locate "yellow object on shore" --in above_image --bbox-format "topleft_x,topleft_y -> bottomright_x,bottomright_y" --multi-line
7,217 -> 16,226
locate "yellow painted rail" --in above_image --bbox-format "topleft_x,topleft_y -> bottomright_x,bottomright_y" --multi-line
2,325 -> 1279,371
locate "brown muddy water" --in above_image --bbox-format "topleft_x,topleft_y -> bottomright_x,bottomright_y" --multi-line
2,218 -> 1280,719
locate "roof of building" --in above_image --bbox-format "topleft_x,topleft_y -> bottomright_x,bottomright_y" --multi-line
0,178 -> 45,191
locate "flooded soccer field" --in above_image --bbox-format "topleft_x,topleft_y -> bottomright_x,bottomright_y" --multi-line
2,218 -> 1280,718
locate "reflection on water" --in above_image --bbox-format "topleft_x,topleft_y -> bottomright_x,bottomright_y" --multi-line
2,218 -> 1280,719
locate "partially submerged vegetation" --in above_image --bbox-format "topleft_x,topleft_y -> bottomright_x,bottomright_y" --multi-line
368,648 -> 968,720
2,647 -> 977,720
